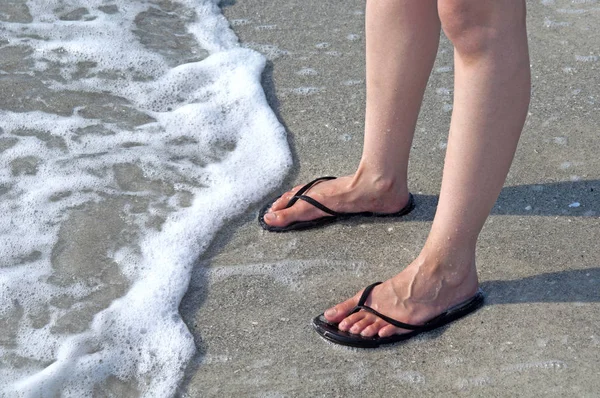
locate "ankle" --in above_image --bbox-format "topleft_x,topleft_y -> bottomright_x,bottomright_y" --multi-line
414,248 -> 478,288
351,165 -> 408,198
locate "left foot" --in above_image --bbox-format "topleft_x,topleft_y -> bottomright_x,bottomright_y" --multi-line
262,174 -> 410,228
323,254 -> 479,338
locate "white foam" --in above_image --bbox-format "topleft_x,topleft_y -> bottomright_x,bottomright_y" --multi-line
502,360 -> 567,372
243,42 -> 289,60
342,79 -> 364,86
395,371 -> 426,384
290,87 -> 323,96
435,66 -> 453,74
553,136 -> 568,145
205,260 -> 360,290
0,0 -> 291,395
456,376 -> 491,389
543,18 -> 570,28
230,19 -> 251,27
575,55 -> 599,62
255,25 -> 277,31
296,68 -> 318,76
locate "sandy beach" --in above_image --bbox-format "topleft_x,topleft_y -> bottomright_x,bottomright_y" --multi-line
1,0 -> 598,396
179,0 -> 600,396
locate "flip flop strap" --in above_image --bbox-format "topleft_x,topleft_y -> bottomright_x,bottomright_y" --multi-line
357,305 -> 421,330
351,281 -> 421,331
293,195 -> 342,216
357,282 -> 382,306
285,176 -> 336,209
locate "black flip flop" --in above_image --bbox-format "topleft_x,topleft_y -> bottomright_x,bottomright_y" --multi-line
258,176 -> 415,232
312,282 -> 485,348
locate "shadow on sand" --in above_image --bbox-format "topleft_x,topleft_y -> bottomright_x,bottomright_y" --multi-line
481,267 -> 600,305
388,179 -> 598,223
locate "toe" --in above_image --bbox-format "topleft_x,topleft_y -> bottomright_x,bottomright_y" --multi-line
324,291 -> 362,324
360,318 -> 388,337
267,185 -> 304,212
262,210 -> 281,226
268,195 -> 291,213
262,206 -> 300,227
348,316 -> 377,335
262,205 -> 295,227
337,311 -> 366,332
378,324 -> 404,338
263,199 -> 326,227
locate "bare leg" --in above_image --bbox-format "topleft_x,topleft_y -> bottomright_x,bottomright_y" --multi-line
325,0 -> 530,338
263,0 -> 440,227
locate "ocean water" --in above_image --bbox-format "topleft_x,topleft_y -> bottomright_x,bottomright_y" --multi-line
0,0 -> 291,395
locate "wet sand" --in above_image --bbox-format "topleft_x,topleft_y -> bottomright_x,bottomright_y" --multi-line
179,0 -> 600,396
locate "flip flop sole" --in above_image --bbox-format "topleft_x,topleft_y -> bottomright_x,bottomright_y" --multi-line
312,315 -> 420,348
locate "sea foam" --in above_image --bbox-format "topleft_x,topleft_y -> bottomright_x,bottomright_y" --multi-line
0,0 -> 291,395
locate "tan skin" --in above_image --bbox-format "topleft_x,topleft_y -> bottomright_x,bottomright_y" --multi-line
264,0 -> 530,338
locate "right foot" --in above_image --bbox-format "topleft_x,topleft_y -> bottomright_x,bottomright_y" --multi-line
323,252 -> 479,338
262,174 -> 410,228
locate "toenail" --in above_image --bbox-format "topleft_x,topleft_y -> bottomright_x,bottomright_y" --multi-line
264,213 -> 276,221
325,308 -> 337,317
350,326 -> 360,334
339,321 -> 347,330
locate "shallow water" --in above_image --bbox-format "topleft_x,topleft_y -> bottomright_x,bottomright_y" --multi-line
0,0 -> 291,395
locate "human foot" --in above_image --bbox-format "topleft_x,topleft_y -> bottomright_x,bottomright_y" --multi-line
261,174 -> 411,229
322,255 -> 480,339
